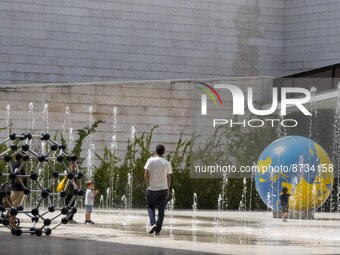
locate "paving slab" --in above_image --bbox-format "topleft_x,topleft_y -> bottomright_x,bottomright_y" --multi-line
1,210 -> 340,255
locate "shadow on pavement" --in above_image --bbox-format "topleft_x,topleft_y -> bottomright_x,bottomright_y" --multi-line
0,231 -> 221,255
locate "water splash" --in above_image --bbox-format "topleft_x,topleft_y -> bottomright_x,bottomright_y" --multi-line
312,182 -> 317,215
111,107 -> 118,153
130,126 -> 136,144
42,104 -> 49,132
87,106 -> 95,178
60,106 -> 74,152
306,86 -> 319,217
276,115 -> 287,138
218,193 -> 223,211
168,189 -> 175,225
126,126 -> 136,209
266,192 -> 271,218
89,106 -> 93,124
121,195 -> 127,211
332,82 -> 340,214
99,195 -> 104,209
216,193 -> 223,230
6,104 -> 10,131
28,102 -> 35,133
214,177 -> 227,235
62,106 -> 71,135
41,140 -> 46,155
192,193 -> 198,221
113,107 -> 117,132
69,128 -> 74,152
107,107 -> 118,212
109,176 -> 115,212
86,143 -> 95,178
192,193 -> 198,240
111,135 -> 117,154
106,187 -> 111,209
249,165 -> 255,211
6,105 -> 10,146
309,86 -> 318,139
127,173 -> 132,209
239,178 -> 247,211
121,195 -> 128,227
221,176 -> 228,209
310,86 -> 318,94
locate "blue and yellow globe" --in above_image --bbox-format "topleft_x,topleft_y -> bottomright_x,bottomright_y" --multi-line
255,136 -> 333,211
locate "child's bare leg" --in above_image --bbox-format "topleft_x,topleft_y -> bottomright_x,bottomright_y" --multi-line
85,212 -> 90,221
9,215 -> 17,228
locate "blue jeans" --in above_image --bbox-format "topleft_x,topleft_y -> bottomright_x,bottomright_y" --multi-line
146,189 -> 168,233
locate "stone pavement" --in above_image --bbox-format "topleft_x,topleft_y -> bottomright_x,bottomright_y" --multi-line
1,210 -> 340,255
0,231 -> 216,255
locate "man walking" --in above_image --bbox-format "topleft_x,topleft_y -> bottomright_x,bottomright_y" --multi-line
144,144 -> 172,235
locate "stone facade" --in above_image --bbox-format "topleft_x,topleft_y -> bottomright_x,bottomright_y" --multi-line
0,77 -> 273,160
0,0 -> 283,84
283,0 -> 340,75
1,1 -> 338,84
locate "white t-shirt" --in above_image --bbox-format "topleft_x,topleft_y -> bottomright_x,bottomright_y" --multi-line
85,189 -> 94,205
144,156 -> 172,191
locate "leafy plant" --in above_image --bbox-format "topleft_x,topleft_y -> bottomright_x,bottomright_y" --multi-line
73,120 -> 104,159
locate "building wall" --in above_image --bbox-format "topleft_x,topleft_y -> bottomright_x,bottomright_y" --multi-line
0,0 -> 283,84
0,77 -> 272,161
283,0 -> 340,76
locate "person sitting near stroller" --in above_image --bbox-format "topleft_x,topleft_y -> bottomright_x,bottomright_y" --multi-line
9,153 -> 27,228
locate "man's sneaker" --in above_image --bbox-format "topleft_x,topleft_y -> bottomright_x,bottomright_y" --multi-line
89,220 -> 95,224
155,232 -> 160,235
148,224 -> 157,234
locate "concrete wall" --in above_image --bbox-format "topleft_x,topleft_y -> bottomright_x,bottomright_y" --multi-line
0,77 -> 273,162
283,0 -> 340,75
0,0 -> 283,84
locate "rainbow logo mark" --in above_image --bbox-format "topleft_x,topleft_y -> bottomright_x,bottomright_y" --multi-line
196,82 -> 223,108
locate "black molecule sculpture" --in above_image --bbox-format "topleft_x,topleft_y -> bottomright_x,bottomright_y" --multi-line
0,133 -> 84,236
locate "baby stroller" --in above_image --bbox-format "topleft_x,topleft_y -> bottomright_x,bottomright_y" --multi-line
0,182 -> 20,227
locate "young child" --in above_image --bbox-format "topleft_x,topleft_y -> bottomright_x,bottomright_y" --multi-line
279,187 -> 291,222
84,180 -> 99,224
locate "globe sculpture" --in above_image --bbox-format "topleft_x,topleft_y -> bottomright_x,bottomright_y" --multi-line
255,136 -> 333,215
0,133 -> 84,236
